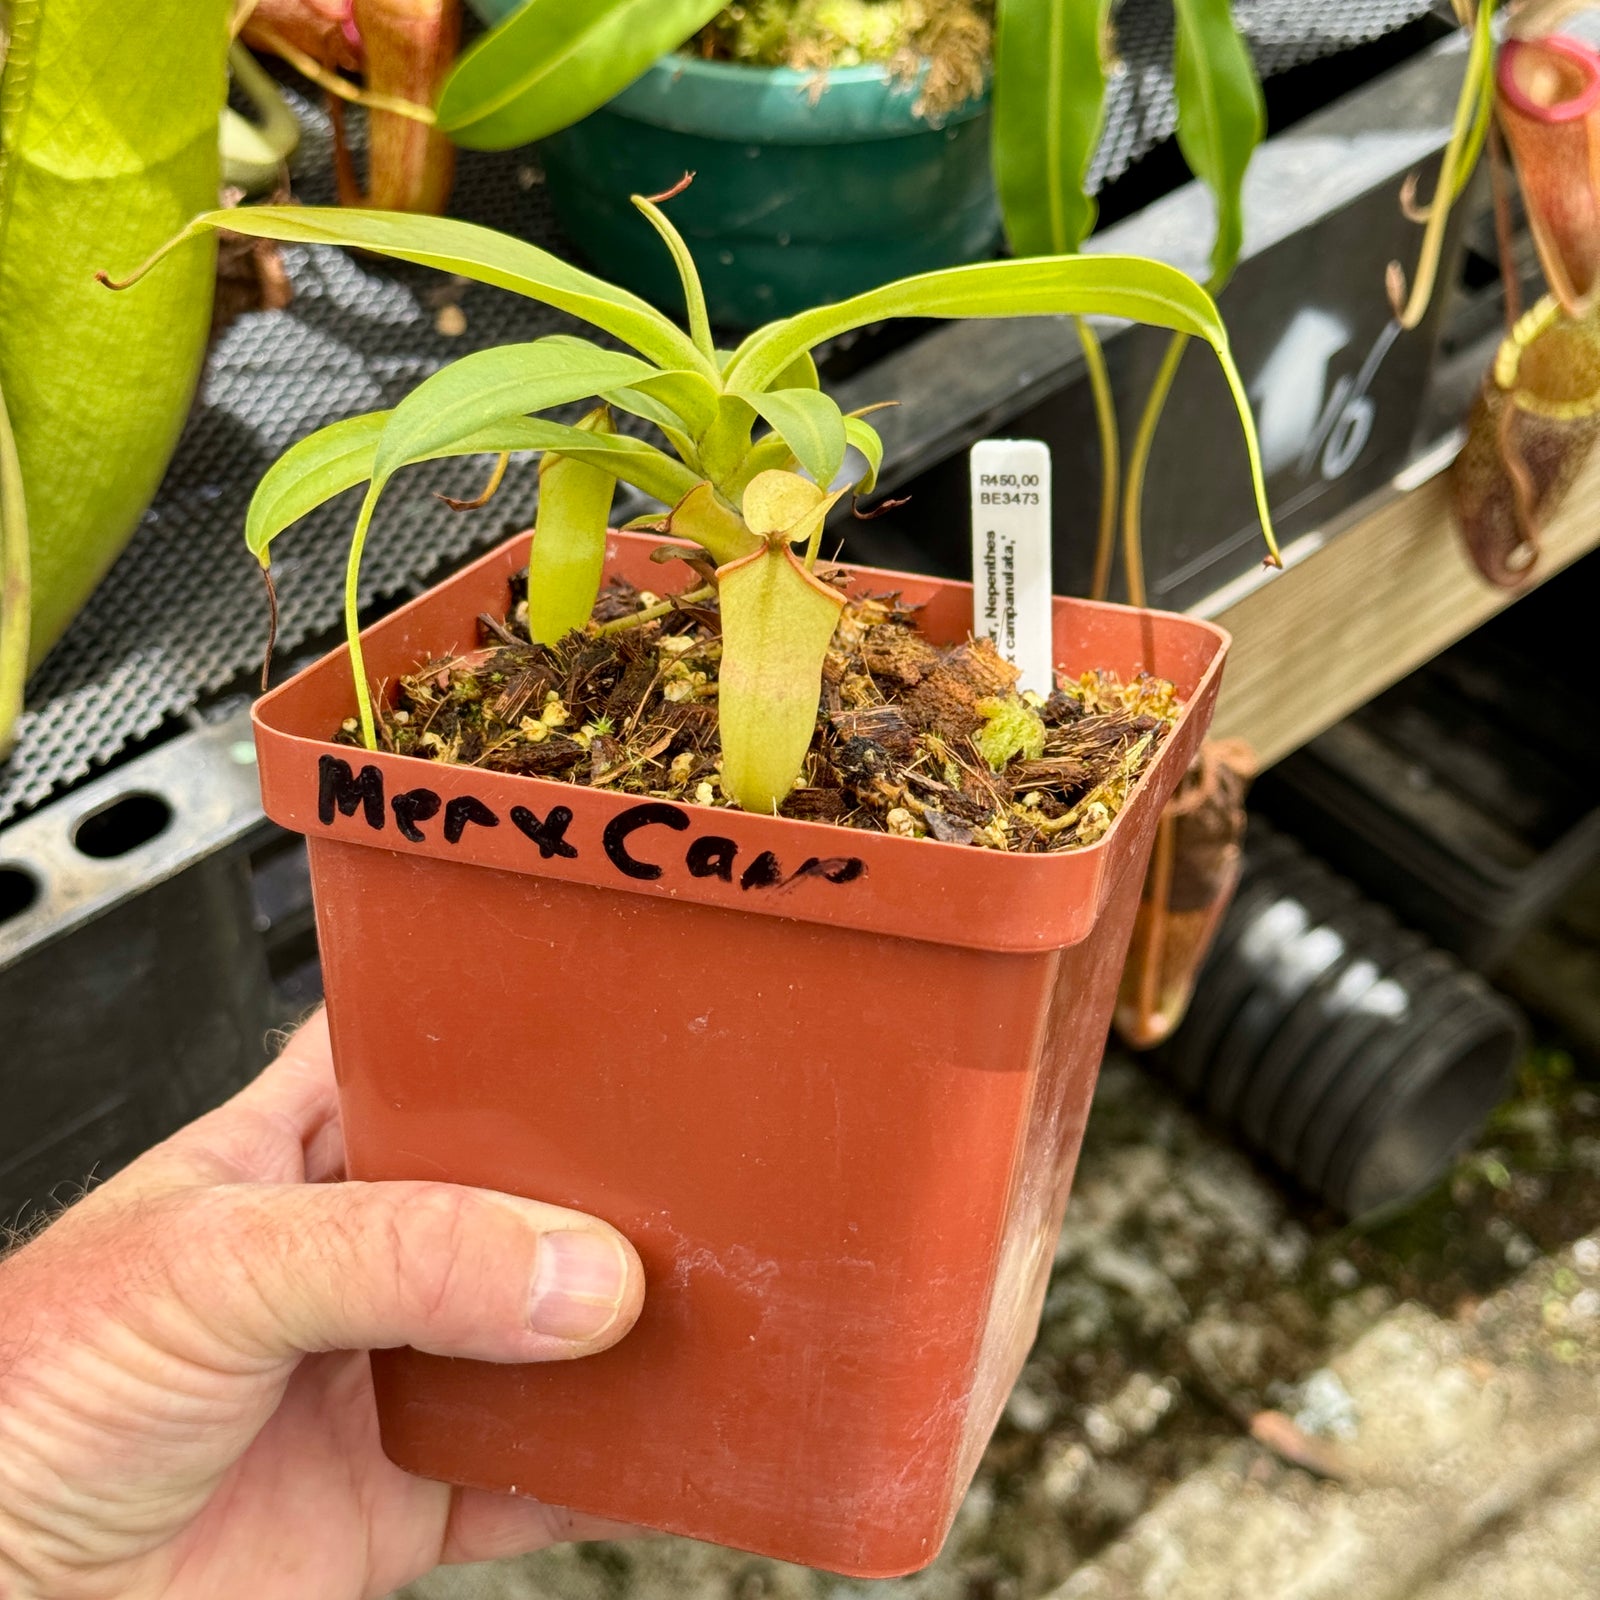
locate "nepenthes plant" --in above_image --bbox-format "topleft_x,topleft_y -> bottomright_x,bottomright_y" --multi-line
105,188 -> 1281,814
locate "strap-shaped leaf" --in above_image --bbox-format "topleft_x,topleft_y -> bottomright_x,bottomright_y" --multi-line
728,255 -> 1229,389
338,418 -> 697,746
1172,0 -> 1264,288
727,433 -> 799,498
843,414 -> 884,493
371,340 -> 656,483
246,410 -> 698,567
632,191 -> 715,365
617,367 -> 721,436
604,390 -> 702,471
716,540 -> 845,815
436,0 -> 725,150
244,411 -> 400,564
770,348 -> 821,390
699,393 -> 761,487
993,0 -> 1112,255
723,253 -> 1279,562
734,387 -> 848,488
1452,6 -> 1497,205
117,206 -> 714,377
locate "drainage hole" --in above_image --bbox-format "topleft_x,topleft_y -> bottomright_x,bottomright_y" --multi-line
73,793 -> 174,859
0,865 -> 40,925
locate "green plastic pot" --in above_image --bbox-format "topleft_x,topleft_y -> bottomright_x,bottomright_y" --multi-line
536,53 -> 1000,327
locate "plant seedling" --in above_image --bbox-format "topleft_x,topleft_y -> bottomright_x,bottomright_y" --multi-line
105,186 -> 1280,813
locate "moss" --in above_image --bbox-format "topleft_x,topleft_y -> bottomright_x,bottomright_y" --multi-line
692,0 -> 994,120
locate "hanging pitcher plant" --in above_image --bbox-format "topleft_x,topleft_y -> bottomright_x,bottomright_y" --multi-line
237,0 -> 460,212
1495,31 -> 1600,317
104,188 -> 1280,813
1450,25 -> 1600,584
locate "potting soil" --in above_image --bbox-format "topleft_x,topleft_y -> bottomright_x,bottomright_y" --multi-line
354,571 -> 1181,853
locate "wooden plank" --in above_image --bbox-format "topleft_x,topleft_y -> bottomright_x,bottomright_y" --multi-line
1209,444 -> 1600,767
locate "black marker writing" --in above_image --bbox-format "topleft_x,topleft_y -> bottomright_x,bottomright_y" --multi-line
391,787 -> 442,843
602,802 -> 690,880
510,803 -> 578,860
318,756 -> 385,831
444,795 -> 499,844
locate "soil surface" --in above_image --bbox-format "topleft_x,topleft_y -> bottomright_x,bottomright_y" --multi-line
355,572 -> 1180,853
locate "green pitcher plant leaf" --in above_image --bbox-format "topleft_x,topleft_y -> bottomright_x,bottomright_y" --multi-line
843,414 -> 885,494
724,254 -> 1280,565
370,339 -> 657,484
1453,9 -> 1497,207
107,205 -> 716,379
1171,0 -> 1265,289
990,0 -> 1120,602
728,255 -> 1238,387
246,412 -> 392,566
526,407 -> 617,646
245,410 -> 700,569
600,384 -> 684,436
724,434 -> 800,500
716,538 -> 847,816
632,188 -> 716,366
606,398 -> 702,473
373,419 -> 699,505
699,393 -> 763,488
611,367 -> 723,437
735,388 -> 849,489
769,348 -> 822,391
992,0 -> 1112,256
341,416 -> 700,749
1120,0 -> 1262,607
436,0 -> 725,150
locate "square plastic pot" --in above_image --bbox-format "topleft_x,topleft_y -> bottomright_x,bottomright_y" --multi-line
252,530 -> 1228,1577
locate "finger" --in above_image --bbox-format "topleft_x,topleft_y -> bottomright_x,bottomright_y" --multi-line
155,1180 -> 645,1370
301,1114 -> 348,1185
128,1013 -> 343,1192
441,1490 -> 649,1566
227,1008 -> 341,1150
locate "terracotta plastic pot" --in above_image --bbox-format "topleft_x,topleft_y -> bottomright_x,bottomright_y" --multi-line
252,530 -> 1228,1576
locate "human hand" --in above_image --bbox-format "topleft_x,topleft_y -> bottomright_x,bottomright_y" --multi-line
0,1011 -> 646,1600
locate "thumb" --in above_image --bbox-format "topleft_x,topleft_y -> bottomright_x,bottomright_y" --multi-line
152,1180 -> 645,1369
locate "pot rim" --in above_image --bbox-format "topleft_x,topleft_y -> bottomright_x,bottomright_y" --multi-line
253,530 -> 1228,954
595,52 -> 991,143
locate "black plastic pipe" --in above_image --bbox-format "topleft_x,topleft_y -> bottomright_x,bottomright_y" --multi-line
1152,821 -> 1525,1219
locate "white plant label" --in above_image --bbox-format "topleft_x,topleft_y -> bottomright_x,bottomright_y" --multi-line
969,437 -> 1053,694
